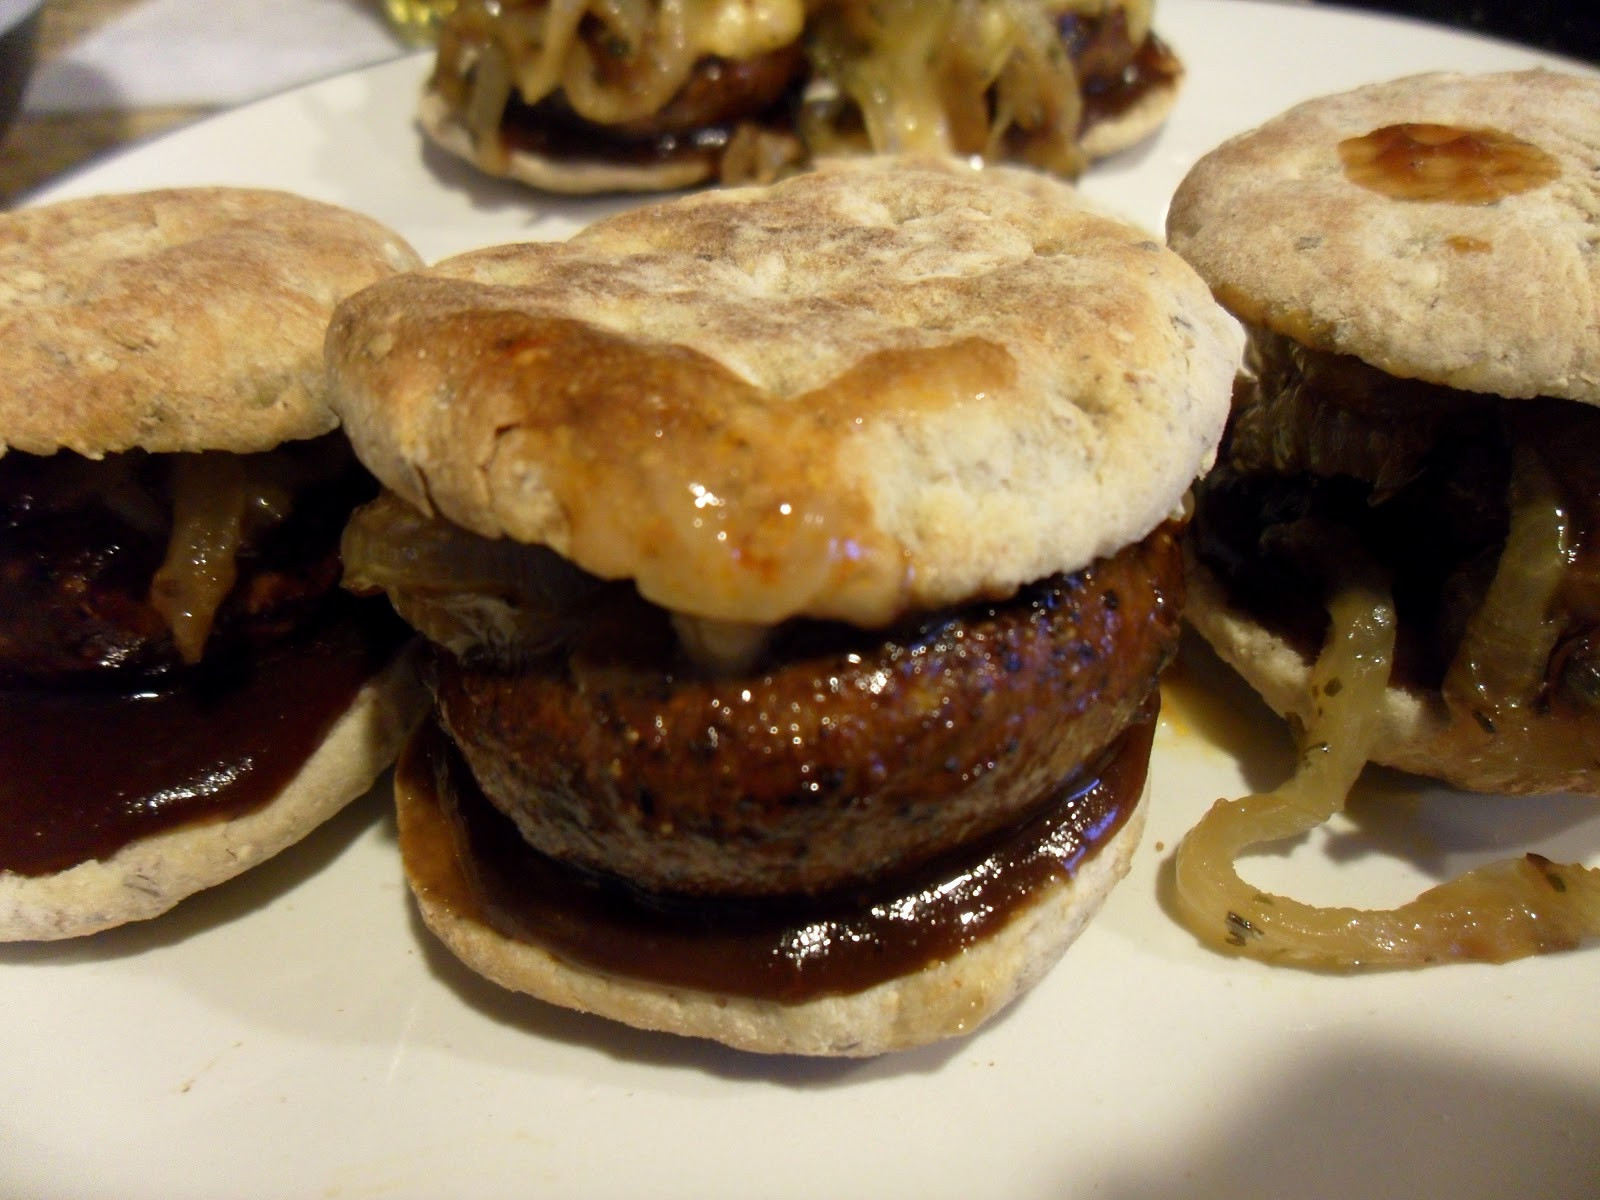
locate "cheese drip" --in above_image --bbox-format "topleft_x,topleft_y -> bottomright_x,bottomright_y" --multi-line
794,0 -> 1097,174
148,453 -> 305,665
341,491 -> 769,673
1174,539 -> 1600,968
443,0 -> 804,130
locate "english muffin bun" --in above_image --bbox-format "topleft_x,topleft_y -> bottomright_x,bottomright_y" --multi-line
419,0 -> 1183,194
1167,69 -> 1600,796
0,187 -> 429,941
329,157 -> 1240,1054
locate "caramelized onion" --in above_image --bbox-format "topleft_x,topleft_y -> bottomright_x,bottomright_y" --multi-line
435,0 -> 1135,179
670,612 -> 771,674
1445,445 -> 1569,714
148,453 -> 249,665
802,0 -> 1088,175
341,491 -> 603,662
1226,328 -> 1482,495
1174,578 -> 1600,967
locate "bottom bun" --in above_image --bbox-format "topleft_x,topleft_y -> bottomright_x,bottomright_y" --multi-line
418,65 -> 1181,199
1185,562 -> 1600,797
396,725 -> 1150,1058
1077,70 -> 1183,163
418,89 -> 717,195
0,645 -> 427,942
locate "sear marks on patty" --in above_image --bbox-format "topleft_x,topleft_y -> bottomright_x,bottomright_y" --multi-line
435,524 -> 1183,899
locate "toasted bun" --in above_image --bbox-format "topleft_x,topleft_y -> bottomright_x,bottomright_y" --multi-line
0,647 -> 427,942
0,187 -> 422,459
1166,70 -> 1600,403
1185,561 -> 1600,798
395,727 -> 1148,1057
328,157 -> 1240,627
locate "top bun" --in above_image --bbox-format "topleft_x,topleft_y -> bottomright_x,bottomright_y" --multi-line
1167,70 -> 1600,403
327,157 -> 1240,627
0,187 -> 422,459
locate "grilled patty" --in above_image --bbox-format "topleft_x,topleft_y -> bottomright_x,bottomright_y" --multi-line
435,523 -> 1183,899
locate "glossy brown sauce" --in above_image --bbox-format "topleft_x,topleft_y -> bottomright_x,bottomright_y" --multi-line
1080,32 -> 1183,129
400,704 -> 1153,1003
500,93 -> 774,169
0,604 -> 402,877
1338,123 -> 1561,205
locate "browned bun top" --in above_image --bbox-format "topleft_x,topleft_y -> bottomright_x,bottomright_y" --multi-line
327,156 -> 1240,628
1167,69 -> 1600,403
0,187 -> 422,459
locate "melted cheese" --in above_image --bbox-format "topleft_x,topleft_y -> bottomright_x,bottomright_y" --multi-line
445,0 -> 804,126
803,0 -> 1093,170
440,0 -> 1155,171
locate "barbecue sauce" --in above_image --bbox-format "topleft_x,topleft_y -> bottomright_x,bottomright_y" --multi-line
1338,123 -> 1560,205
1078,30 -> 1182,130
0,602 -> 404,877
400,705 -> 1151,1003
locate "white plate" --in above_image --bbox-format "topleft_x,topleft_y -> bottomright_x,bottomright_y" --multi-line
7,4 -> 1599,1197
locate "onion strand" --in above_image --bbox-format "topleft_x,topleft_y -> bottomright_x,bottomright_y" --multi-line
1174,574 -> 1600,968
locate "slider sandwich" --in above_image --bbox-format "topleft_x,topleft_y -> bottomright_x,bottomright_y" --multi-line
420,0 -> 1184,194
328,157 -> 1241,1055
0,188 -> 428,941
1165,70 -> 1600,968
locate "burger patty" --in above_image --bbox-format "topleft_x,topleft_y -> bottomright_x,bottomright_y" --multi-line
1192,328 -> 1600,701
0,442 -> 373,685
435,523 -> 1183,899
499,44 -> 806,166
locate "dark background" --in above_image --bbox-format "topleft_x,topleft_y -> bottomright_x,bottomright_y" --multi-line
1329,0 -> 1600,63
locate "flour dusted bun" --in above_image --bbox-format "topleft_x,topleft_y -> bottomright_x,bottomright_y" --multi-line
1167,69 -> 1600,404
331,155 -> 1234,1055
1171,69 -> 1600,800
0,649 -> 425,942
0,187 -> 422,459
0,187 -> 427,940
329,156 -> 1239,628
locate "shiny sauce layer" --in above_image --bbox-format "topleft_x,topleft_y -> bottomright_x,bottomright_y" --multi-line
0,603 -> 403,877
401,704 -> 1152,1002
1338,123 -> 1561,204
1077,30 -> 1183,129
